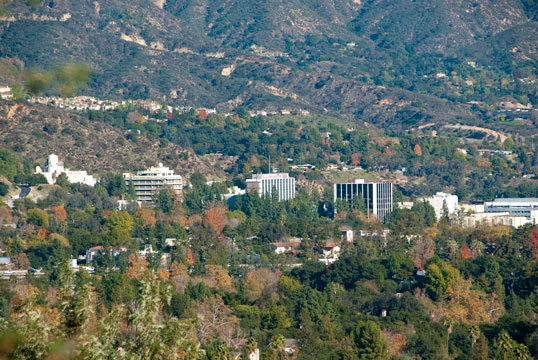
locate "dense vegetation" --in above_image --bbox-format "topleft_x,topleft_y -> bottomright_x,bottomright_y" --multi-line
0,0 -> 537,358
0,158 -> 537,358
85,107 -> 538,201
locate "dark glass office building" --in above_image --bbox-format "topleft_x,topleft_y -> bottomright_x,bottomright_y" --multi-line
333,179 -> 393,222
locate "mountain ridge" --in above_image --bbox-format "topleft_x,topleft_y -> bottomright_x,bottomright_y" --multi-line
0,0 -> 536,129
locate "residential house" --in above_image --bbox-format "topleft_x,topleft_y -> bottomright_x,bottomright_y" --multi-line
339,225 -> 354,242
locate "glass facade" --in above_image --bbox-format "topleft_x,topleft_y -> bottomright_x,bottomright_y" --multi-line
334,180 -> 393,222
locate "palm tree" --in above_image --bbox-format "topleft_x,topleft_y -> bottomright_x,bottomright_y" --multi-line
470,239 -> 486,257
470,325 -> 480,348
270,334 -> 286,359
496,330 -> 514,360
447,240 -> 459,260
443,316 -> 454,359
245,337 -> 258,355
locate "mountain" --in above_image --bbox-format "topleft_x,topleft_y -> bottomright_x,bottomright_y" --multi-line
0,0 -> 536,129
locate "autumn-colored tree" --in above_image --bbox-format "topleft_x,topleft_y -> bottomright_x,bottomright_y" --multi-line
136,208 -> 157,227
36,227 -> 51,239
126,253 -> 149,280
190,294 -> 244,348
198,109 -> 208,120
190,214 -> 203,226
530,227 -> 538,260
204,207 -> 225,235
50,205 -> 67,223
11,252 -> 31,269
170,261 -> 188,277
440,277 -> 504,325
242,268 -> 280,303
414,144 -> 422,156
0,205 -> 13,223
351,152 -> 361,166
203,264 -> 233,291
412,235 -> 435,270
48,233 -> 70,247
158,269 -> 170,281
459,243 -> 472,260
382,329 -> 406,357
185,248 -> 196,266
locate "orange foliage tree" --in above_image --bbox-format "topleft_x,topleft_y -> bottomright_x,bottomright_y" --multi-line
126,254 -> 149,279
459,244 -> 472,260
204,207 -> 225,235
414,144 -> 423,156
203,264 -> 232,291
136,208 -> 156,227
50,205 -> 67,223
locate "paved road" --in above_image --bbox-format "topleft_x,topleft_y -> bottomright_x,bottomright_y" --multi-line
19,186 -> 31,198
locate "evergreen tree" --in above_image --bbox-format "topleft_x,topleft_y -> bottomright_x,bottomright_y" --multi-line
353,321 -> 388,359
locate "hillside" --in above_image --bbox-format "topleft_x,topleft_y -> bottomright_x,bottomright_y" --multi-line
0,100 -> 227,178
0,0 -> 536,129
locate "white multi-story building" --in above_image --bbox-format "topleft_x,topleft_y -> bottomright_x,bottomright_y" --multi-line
123,163 -> 183,202
35,154 -> 96,187
422,192 -> 459,220
246,173 -> 295,200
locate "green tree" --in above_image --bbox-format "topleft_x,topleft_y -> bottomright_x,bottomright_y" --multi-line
0,181 -> 9,196
157,188 -> 174,213
27,208 -> 49,227
353,321 -> 388,359
127,180 -> 137,200
0,148 -> 21,181
425,260 -> 459,300
55,172 -> 71,188
492,330 -> 531,360
105,210 -> 134,244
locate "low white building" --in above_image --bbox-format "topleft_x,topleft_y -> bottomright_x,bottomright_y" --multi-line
0,86 -> 13,100
484,198 -> 538,222
271,240 -> 301,255
397,201 -> 414,210
339,225 -> 354,242
139,244 -> 158,257
35,154 -> 96,187
319,242 -> 341,264
459,204 -> 485,214
461,212 -> 532,228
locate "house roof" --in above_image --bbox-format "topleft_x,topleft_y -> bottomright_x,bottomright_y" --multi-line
323,242 -> 340,248
271,242 -> 301,248
284,338 -> 299,347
